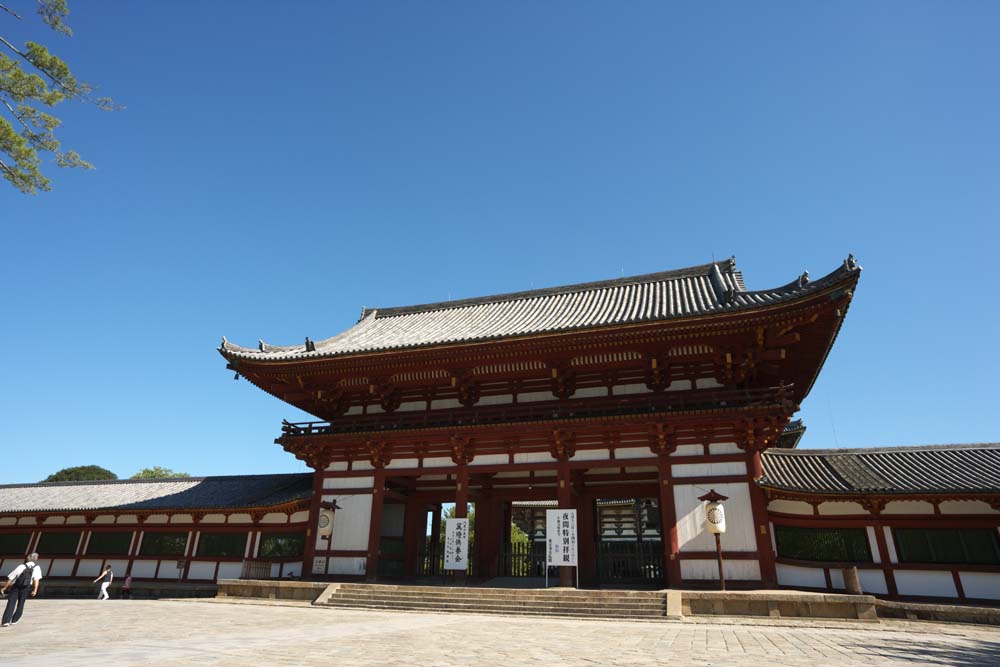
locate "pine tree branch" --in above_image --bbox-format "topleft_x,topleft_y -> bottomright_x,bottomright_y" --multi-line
0,34 -> 74,95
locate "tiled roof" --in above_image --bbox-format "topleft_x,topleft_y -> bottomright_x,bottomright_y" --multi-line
775,419 -> 807,449
0,473 -> 313,514
220,256 -> 861,362
760,444 -> 1000,495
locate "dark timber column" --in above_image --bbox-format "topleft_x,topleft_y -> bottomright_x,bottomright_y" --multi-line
577,489 -> 598,586
402,497 -> 425,577
553,430 -> 576,588
430,503 -> 442,575
365,443 -> 392,581
650,424 -> 680,588
747,448 -> 777,586
301,451 -> 330,581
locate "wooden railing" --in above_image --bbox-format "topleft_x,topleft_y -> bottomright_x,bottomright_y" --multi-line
279,384 -> 794,437
239,559 -> 273,580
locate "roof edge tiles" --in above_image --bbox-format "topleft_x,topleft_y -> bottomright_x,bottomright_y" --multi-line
220,255 -> 861,362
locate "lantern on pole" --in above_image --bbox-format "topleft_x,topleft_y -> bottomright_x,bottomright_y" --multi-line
698,490 -> 729,590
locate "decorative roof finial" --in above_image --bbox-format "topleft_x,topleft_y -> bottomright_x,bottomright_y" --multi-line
258,340 -> 266,352
305,337 -> 316,352
219,336 -> 229,350
797,271 -> 810,288
727,255 -> 736,270
845,254 -> 857,271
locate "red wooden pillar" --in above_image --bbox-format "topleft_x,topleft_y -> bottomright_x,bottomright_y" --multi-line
748,450 -> 777,586
430,503 -> 442,576
476,494 -> 497,578
302,467 -> 326,580
402,498 -> 425,577
872,515 -> 899,597
454,465 -> 469,581
557,457 -> 575,587
577,490 -> 597,586
657,456 -> 681,588
365,467 -> 386,581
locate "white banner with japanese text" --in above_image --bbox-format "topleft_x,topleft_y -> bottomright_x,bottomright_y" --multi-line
443,518 -> 469,571
545,509 -> 578,566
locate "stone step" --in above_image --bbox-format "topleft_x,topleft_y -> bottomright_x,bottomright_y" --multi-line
336,584 -> 662,599
323,599 -> 666,618
323,601 -> 672,621
331,589 -> 664,604
329,593 -> 664,612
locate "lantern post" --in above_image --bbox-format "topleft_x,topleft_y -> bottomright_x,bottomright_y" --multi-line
698,490 -> 729,591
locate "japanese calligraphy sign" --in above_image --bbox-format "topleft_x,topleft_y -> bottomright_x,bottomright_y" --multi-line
444,518 -> 469,570
545,509 -> 578,566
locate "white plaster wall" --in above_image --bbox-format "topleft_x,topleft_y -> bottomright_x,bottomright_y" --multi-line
430,398 -> 461,409
396,401 -> 425,412
672,461 -> 747,478
859,569 -> 888,594
470,454 -> 508,466
261,513 -> 288,525
106,558 -> 129,575
572,448 -> 610,462
0,518 -> 16,526
894,570 -> 957,598
66,516 -> 85,525
367,404 -> 384,414
940,501 -> 997,514
345,406 -> 363,416
290,511 -> 309,523
883,527 -> 898,563
187,561 -> 216,580
228,514 -> 252,524
326,462 -> 349,472
478,394 -> 514,405
353,461 -> 374,472
157,561 -> 184,579
217,562 -> 243,580
671,445 -> 704,457
818,502 -> 866,516
75,559 -> 103,577
674,483 -> 756,552
575,387 -> 608,398
93,515 -> 115,525
665,380 -> 690,391
170,514 -> 194,524
695,377 -> 723,389
883,501 -> 935,515
386,458 -> 419,470
48,558 -> 74,577
332,495 -> 373,551
324,477 -> 374,489
767,499 -> 813,515
612,383 -> 653,395
866,526 -> 881,563
423,457 -> 454,468
682,559 -> 760,580
283,562 -> 301,577
777,563 -> 826,589
708,442 -> 741,455
145,515 -> 169,524
381,504 -> 405,538
614,447 -> 652,461
959,572 -> 1000,600
517,391 -> 552,403
201,514 -> 226,524
43,516 -> 65,525
128,560 -> 157,578
116,515 -> 138,524
829,568 -> 845,590
328,556 -> 366,575
514,452 -> 556,464
16,517 -> 36,526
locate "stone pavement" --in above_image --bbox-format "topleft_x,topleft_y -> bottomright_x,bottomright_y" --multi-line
2,598 -> 1000,666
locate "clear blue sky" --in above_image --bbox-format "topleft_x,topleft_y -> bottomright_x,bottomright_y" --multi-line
2,2 -> 997,483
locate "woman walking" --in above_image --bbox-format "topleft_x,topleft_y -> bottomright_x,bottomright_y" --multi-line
93,565 -> 113,600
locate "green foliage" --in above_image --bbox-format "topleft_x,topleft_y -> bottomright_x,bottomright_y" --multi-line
43,465 -> 117,482
130,467 -> 191,479
510,522 -> 530,545
0,0 -> 114,193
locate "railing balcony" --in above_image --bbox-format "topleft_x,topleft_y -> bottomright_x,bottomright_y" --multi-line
279,384 -> 794,438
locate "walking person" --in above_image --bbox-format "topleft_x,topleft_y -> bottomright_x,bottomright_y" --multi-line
121,574 -> 133,600
1,552 -> 42,627
93,564 -> 113,600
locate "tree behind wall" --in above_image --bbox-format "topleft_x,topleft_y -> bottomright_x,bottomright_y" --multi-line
131,467 -> 191,479
43,465 -> 117,482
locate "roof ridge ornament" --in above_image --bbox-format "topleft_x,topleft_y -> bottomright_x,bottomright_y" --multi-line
845,254 -> 858,271
797,271 -> 810,288
305,337 -> 316,352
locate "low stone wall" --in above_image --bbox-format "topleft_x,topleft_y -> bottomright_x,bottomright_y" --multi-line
39,579 -> 217,599
876,598 -> 1000,625
216,579 -> 329,602
682,591 -> 878,620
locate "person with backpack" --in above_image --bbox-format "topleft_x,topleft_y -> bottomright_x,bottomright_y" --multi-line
1,552 -> 42,627
93,564 -> 113,600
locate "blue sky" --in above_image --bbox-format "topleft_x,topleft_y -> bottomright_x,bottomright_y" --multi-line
1,2 -> 997,483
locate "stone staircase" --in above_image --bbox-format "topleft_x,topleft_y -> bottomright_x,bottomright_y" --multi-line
318,583 -> 676,620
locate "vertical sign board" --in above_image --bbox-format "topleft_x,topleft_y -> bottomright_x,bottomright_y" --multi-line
545,509 -> 578,566
443,518 -> 469,571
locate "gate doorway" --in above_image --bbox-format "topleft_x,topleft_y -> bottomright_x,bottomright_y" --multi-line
594,498 -> 663,585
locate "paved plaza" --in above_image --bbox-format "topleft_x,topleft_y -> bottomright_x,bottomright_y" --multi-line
2,598 -> 1000,666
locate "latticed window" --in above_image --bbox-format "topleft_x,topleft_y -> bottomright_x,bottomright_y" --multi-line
139,532 -> 188,556
257,532 -> 305,558
36,532 -> 81,554
894,528 -> 1000,565
87,531 -> 133,555
774,526 -> 872,562
196,532 -> 248,558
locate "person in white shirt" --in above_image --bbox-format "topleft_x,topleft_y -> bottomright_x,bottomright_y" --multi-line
1,552 -> 42,627
93,565 -> 114,600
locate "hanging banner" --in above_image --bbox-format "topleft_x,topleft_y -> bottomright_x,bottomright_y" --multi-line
443,518 -> 469,571
545,509 -> 578,566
